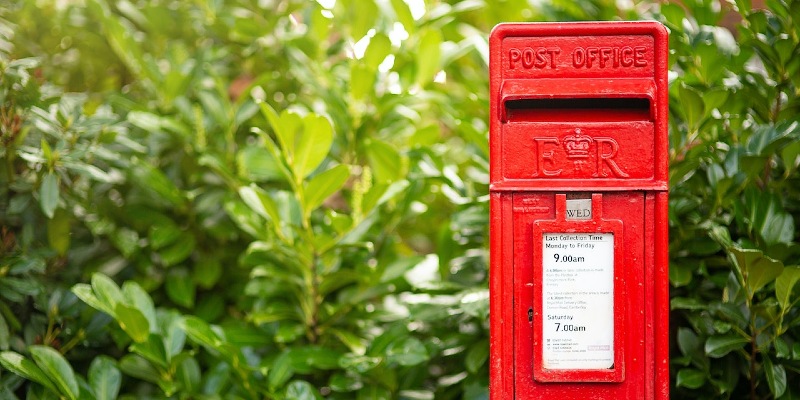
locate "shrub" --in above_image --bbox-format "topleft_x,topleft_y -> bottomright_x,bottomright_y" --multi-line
0,0 -> 798,399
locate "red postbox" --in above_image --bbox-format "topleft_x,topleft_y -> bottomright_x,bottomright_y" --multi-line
489,22 -> 668,399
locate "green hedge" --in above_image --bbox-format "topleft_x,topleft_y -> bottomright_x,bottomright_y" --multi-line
0,0 -> 798,399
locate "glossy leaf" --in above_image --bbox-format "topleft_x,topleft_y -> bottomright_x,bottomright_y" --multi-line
130,160 -> 184,206
71,284 -> 114,316
676,368 -> 706,389
677,84 -> 704,132
91,274 -> 123,312
268,351 -> 294,391
0,351 -> 59,393
730,247 -> 784,296
363,33 -> 392,70
705,334 -> 749,358
416,28 -> 442,87
46,208 -> 70,256
39,172 -> 59,219
764,356 -> 787,398
366,139 -> 403,183
294,114 -> 334,180
776,266 -> 800,310
114,303 -> 150,343
0,316 -> 8,351
30,345 -> 79,400
182,316 -> 224,351
165,268 -> 195,308
285,380 -> 322,400
88,356 -> 121,400
386,337 -> 428,366
130,334 -> 168,368
303,164 -> 350,214
121,281 -> 157,332
465,341 -> 489,374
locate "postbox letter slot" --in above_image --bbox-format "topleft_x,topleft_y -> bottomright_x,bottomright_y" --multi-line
504,97 -> 651,122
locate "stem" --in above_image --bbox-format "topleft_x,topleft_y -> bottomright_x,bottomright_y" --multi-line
307,252 -> 321,344
771,86 -> 783,123
748,295 -> 759,400
59,330 -> 85,354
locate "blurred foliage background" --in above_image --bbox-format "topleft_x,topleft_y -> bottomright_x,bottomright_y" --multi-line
0,0 -> 798,399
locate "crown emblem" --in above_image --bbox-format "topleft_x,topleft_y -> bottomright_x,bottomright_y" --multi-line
564,128 -> 593,159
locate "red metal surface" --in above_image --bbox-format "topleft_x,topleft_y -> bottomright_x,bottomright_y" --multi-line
489,21 -> 668,399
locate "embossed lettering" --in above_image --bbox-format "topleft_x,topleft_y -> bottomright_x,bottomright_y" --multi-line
529,131 -> 629,179
534,137 -> 562,176
572,46 -> 648,69
509,47 -> 561,70
593,137 -> 629,178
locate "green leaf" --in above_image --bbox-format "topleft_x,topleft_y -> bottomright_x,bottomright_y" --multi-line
460,289 -> 489,320
366,139 -> 403,183
350,63 -> 375,101
39,172 -> 59,219
416,28 -> 442,87
91,274 -> 123,312
110,228 -> 139,258
0,315 -> 8,351
781,140 -> 800,176
276,111 -> 303,159
346,0 -> 377,40
363,33 -> 391,70
127,111 -> 189,137
729,246 -> 784,296
390,0 -> 415,34
130,334 -> 168,368
158,232 -> 195,267
255,98 -> 282,138
465,341 -> 489,374
88,356 -> 121,400
122,281 -> 157,333
294,114 -> 333,180
72,284 -> 114,316
676,368 -> 706,389
182,316 -> 224,351
165,268 -> 196,308
677,328 -> 701,357
705,334 -> 749,358
269,351 -> 294,391
669,261 -> 694,286
114,303 -> 150,343
148,220 -> 182,250
118,354 -> 159,384
670,297 -> 707,311
764,355 -> 787,398
193,257 -> 222,289
330,328 -> 366,355
46,208 -> 71,256
386,337 -> 428,366
177,357 -> 201,394
289,346 -> 343,370
65,162 -> 116,183
677,84 -> 704,132
130,160 -> 184,206
285,380 -> 321,400
303,164 -> 350,213
239,184 -> 281,223
0,351 -> 59,393
30,345 -> 79,400
41,138 -> 52,163
238,146 -> 283,182
330,373 -> 363,392
776,266 -> 800,310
